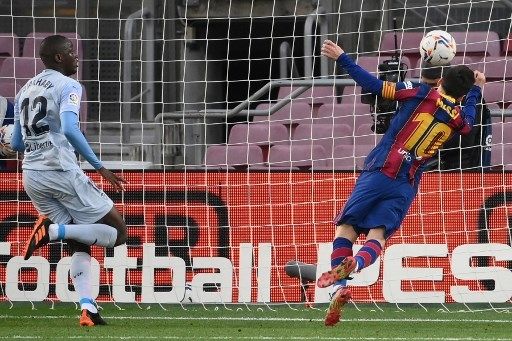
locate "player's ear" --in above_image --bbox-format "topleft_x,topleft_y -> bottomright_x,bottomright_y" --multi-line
54,53 -> 63,63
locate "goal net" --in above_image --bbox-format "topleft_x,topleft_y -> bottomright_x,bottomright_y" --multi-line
0,0 -> 511,309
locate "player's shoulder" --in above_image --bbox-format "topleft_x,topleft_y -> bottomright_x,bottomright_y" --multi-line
52,74 -> 82,96
396,80 -> 422,91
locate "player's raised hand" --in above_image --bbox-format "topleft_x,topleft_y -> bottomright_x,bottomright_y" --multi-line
321,40 -> 344,61
474,70 -> 486,87
96,167 -> 128,192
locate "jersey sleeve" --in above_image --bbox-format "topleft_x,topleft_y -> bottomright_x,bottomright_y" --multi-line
381,81 -> 421,101
58,79 -> 82,115
337,54 -> 421,102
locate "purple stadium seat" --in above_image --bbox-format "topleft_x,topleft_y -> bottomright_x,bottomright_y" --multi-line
411,55 -> 474,78
228,123 -> 289,146
476,57 -> 512,81
354,144 -> 374,170
0,57 -> 45,80
490,144 -> 512,169
0,34 -> 20,57
451,31 -> 501,58
204,145 -> 264,168
354,123 -> 382,146
252,102 -> 314,125
0,80 -> 21,101
504,145 -> 512,170
292,124 -> 353,155
267,144 -> 327,169
379,31 -> 425,67
491,122 -> 501,145
340,85 -> 365,105
330,145 -> 356,170
277,86 -> 339,106
482,82 -> 512,108
316,103 -> 371,126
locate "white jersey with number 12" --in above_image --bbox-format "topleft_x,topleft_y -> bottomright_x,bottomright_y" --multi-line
14,69 -> 82,171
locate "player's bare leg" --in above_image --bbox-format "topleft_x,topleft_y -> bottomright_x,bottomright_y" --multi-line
95,206 -> 127,246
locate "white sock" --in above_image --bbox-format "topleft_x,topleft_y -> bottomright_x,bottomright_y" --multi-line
49,223 -> 117,247
70,252 -> 97,314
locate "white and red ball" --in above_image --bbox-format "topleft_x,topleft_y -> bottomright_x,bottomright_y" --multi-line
419,30 -> 457,66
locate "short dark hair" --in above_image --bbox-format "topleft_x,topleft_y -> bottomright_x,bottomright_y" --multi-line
421,61 -> 449,82
39,35 -> 70,65
441,65 -> 475,99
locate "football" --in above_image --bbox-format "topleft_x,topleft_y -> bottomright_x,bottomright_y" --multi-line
0,124 -> 14,145
419,30 -> 456,65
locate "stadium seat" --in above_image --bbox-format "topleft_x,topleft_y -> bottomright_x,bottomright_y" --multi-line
410,56 -> 474,78
380,31 -> 501,69
354,144 -> 374,170
481,82 -> 512,108
490,143 -> 512,169
504,34 -> 512,56
316,103 -> 371,127
0,34 -> 20,70
228,123 -> 289,146
0,57 -> 45,81
339,85 -> 365,105
491,122 -> 503,145
354,123 -> 382,146
204,144 -> 264,169
252,102 -> 314,125
330,145 -> 356,170
475,57 -> 512,81
451,31 -> 501,58
277,86 -> 340,106
379,31 -> 425,68
292,124 -> 353,156
267,144 -> 327,169
0,80 -> 21,101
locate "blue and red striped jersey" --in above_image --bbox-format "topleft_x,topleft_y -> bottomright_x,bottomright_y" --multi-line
337,53 -> 481,183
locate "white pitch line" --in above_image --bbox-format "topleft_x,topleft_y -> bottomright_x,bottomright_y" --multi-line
1,336 -> 512,341
0,315 -> 511,324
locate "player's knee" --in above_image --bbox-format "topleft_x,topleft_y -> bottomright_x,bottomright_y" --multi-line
114,224 -> 128,246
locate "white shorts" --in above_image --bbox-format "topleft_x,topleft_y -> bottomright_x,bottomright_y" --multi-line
23,169 -> 114,224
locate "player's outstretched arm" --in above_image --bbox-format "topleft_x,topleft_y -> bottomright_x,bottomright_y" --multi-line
321,40 -> 385,96
61,111 -> 127,192
459,70 -> 486,134
11,97 -> 25,152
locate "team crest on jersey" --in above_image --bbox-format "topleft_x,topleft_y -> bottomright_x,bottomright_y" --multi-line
68,93 -> 80,106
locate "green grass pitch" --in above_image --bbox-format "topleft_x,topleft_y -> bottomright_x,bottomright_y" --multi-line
0,302 -> 511,340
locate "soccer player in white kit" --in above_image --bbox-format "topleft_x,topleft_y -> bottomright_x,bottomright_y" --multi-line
10,35 -> 127,326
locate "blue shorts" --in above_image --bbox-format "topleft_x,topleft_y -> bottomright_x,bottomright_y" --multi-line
333,170 -> 418,239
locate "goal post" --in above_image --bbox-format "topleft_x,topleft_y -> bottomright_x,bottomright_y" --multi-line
0,0 -> 511,308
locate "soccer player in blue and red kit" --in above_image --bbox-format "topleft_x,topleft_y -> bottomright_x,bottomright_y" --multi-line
318,40 -> 486,326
